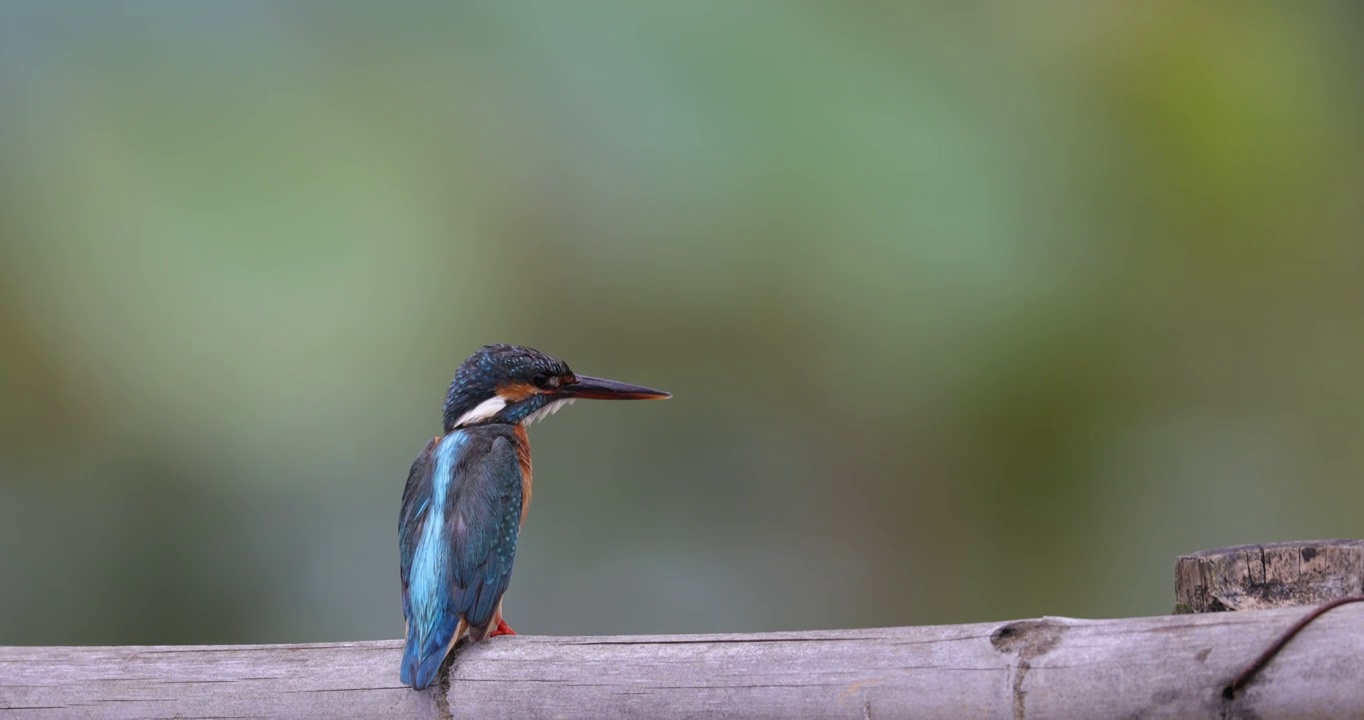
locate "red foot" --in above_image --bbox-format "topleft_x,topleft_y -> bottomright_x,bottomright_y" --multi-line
487,618 -> 516,638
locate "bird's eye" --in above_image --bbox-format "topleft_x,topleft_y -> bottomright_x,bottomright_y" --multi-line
531,373 -> 553,389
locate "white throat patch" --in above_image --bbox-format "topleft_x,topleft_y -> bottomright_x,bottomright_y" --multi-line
523,398 -> 574,426
452,396 -> 507,428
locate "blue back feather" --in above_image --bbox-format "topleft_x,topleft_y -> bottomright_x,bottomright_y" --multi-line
398,427 -> 523,689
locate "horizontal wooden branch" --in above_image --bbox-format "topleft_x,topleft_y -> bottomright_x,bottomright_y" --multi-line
4,604 -> 1363,719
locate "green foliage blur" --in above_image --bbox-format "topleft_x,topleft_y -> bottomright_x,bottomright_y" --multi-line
1,3 -> 1362,645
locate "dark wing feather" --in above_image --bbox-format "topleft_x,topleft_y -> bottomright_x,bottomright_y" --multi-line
448,434 -> 524,630
398,437 -> 438,622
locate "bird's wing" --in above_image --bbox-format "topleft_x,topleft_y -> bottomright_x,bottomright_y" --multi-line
447,433 -> 524,630
399,430 -> 522,689
398,436 -> 438,622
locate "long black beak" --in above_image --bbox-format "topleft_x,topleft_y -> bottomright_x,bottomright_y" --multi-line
563,374 -> 671,400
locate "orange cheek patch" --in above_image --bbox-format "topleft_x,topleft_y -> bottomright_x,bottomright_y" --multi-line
496,382 -> 538,402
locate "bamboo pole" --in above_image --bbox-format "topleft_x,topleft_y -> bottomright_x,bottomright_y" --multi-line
3,540 -> 1362,719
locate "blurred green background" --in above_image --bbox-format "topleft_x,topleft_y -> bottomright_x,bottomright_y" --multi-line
1,2 -> 1362,646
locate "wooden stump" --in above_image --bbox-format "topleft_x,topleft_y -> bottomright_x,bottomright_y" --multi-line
1175,539 -> 1364,613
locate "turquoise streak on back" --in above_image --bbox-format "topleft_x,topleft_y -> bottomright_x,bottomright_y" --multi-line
402,431 -> 465,689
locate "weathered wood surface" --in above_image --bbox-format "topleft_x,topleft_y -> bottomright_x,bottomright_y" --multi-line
4,605 -> 1364,720
1175,538 -> 1364,613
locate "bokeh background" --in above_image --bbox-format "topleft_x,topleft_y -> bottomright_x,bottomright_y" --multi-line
1,2 -> 1362,646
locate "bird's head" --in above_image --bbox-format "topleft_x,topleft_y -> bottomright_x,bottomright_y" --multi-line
442,344 -> 670,431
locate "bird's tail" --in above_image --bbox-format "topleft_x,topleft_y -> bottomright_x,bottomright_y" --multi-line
401,617 -> 465,690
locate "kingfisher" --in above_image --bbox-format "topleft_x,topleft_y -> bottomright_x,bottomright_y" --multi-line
398,343 -> 670,689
